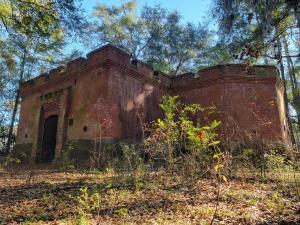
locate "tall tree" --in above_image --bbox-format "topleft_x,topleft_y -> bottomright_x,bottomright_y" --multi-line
142,7 -> 211,75
92,1 -> 212,75
92,0 -> 149,59
0,0 -> 85,154
212,0 -> 300,134
213,0 -> 299,60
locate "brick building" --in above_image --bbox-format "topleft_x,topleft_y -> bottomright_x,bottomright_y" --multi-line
15,44 -> 291,162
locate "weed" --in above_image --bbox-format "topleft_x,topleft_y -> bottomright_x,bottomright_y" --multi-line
60,143 -> 75,170
76,187 -> 101,223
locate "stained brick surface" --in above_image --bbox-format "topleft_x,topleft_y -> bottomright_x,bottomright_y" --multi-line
16,44 -> 291,160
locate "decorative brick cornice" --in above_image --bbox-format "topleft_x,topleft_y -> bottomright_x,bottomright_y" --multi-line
20,59 -> 169,98
19,43 -> 281,98
172,75 -> 279,92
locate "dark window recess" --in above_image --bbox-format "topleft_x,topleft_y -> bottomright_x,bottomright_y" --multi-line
74,79 -> 77,86
153,71 -> 160,79
69,118 -> 74,126
130,59 -> 138,68
25,134 -> 28,138
83,126 -> 88,132
39,115 -> 58,162
44,74 -> 50,81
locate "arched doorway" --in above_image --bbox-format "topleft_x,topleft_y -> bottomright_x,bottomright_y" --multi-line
40,115 -> 58,162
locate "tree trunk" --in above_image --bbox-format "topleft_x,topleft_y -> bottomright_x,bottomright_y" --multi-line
295,2 -> 300,30
282,36 -> 300,130
277,37 -> 296,145
4,90 -> 20,154
4,51 -> 27,154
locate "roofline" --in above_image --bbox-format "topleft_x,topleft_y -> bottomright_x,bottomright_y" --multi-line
21,44 -> 278,85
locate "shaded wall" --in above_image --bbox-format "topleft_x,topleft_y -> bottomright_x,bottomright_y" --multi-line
16,45 -> 169,161
172,65 -> 290,146
15,44 -> 291,163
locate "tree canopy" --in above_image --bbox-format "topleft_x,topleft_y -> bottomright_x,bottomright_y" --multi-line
212,0 -> 300,134
92,1 -> 213,75
0,0 -> 85,153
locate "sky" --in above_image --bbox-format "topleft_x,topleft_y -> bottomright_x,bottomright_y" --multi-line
70,0 -> 215,54
81,0 -> 213,24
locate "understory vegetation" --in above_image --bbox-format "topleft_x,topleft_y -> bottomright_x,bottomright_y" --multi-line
1,96 -> 300,225
0,165 -> 299,224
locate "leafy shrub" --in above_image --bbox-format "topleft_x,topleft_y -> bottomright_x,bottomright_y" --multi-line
265,151 -> 292,172
0,153 -> 24,172
144,95 -> 221,175
0,143 -> 32,172
120,142 -> 144,172
76,187 -> 101,224
60,142 -> 75,170
9,143 -> 32,163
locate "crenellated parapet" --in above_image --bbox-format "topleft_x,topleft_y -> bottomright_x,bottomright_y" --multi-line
20,44 -> 175,97
171,64 -> 279,90
19,44 -> 281,102
66,57 -> 87,73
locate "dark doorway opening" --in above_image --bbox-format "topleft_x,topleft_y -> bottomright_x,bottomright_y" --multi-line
39,115 -> 58,162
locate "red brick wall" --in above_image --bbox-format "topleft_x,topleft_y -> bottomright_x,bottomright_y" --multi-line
16,93 -> 40,145
172,65 -> 289,145
66,68 -> 110,140
16,44 -> 290,161
106,68 -> 167,140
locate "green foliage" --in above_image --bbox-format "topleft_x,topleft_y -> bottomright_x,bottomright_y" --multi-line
145,95 -> 221,174
8,143 -> 31,163
0,0 -> 84,78
0,143 -> 31,172
196,42 -> 233,68
93,0 -> 143,57
212,0 -> 299,63
4,153 -> 24,165
0,0 -> 84,37
265,150 -> 294,173
0,125 -> 14,153
93,1 -> 212,75
0,1 -> 84,155
120,142 -> 144,172
114,207 -> 129,218
60,142 -> 75,170
0,154 -> 22,172
76,187 -> 101,222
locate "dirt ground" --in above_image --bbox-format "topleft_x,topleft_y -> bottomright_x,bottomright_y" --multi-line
0,166 -> 299,225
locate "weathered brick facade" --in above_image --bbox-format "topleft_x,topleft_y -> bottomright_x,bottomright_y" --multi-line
15,44 -> 291,162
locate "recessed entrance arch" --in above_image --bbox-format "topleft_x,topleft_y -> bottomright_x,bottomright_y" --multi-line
39,115 -> 58,162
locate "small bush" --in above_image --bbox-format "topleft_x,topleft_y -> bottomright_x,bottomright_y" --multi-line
76,187 -> 101,223
60,142 -> 75,170
120,142 -> 144,172
144,95 -> 222,175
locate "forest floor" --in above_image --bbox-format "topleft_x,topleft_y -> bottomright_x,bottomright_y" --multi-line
0,166 -> 299,225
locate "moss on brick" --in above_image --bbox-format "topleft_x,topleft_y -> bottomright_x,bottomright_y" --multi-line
61,139 -> 92,168
61,138 -> 119,168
